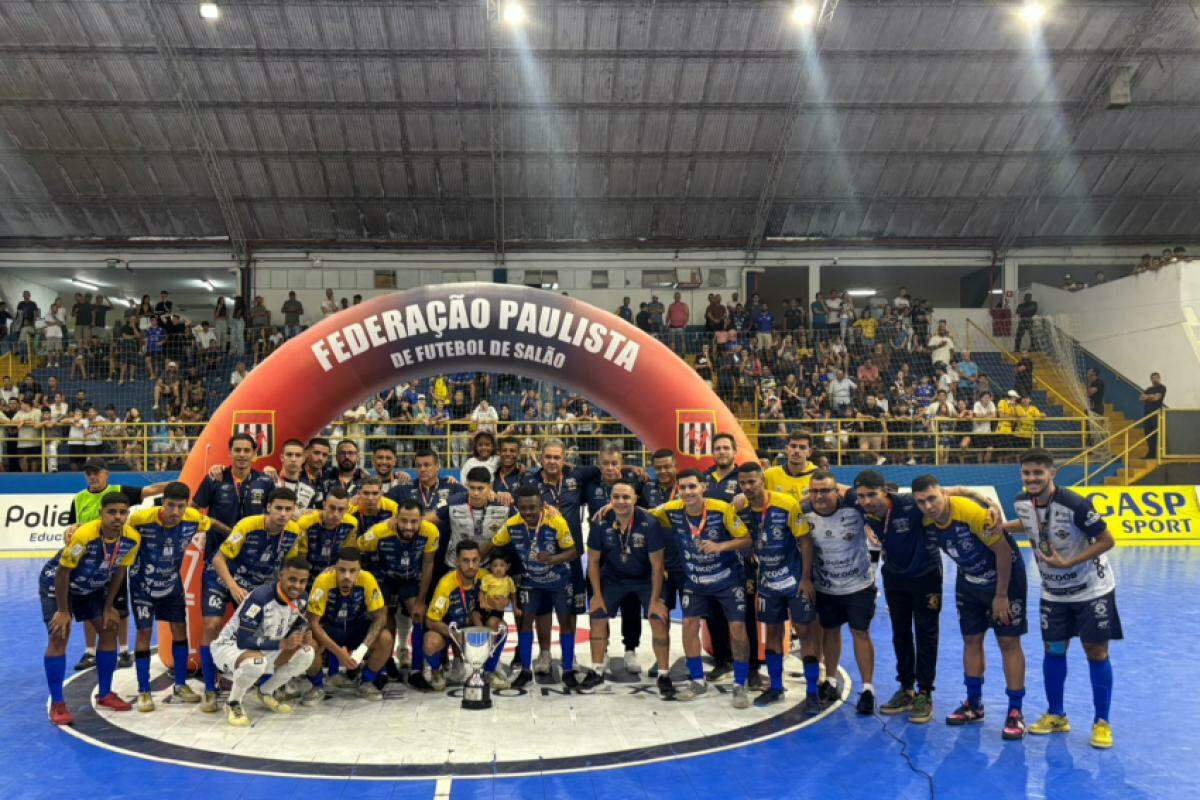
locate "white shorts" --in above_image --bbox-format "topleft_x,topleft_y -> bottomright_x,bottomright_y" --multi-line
211,642 -> 284,675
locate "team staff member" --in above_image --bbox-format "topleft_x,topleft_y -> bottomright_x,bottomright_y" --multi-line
192,432 -> 276,556
651,470 -> 753,707
325,439 -> 367,498
305,546 -> 393,701
702,433 -> 749,683
484,486 -> 580,690
805,470 -> 877,715
388,449 -> 466,513
41,492 -> 140,724
199,488 -> 305,712
67,461 -> 167,671
851,470 -> 942,724
1008,449 -> 1120,749
640,448 -> 679,508
735,464 -> 821,711
297,487 -> 358,578
352,477 -> 399,532
491,437 -> 525,495
583,481 -> 669,694
763,431 -> 819,504
275,438 -> 318,512
210,557 -> 314,727
422,540 -> 486,691
301,437 -> 333,509
370,443 -> 411,494
356,500 -> 440,686
912,475 -> 1028,740
127,483 -> 227,712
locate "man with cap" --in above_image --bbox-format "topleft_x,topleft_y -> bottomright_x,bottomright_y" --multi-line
67,461 -> 169,671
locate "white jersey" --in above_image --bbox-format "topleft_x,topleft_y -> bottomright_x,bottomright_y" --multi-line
803,501 -> 875,595
278,478 -> 317,512
213,581 -> 308,654
1014,487 -> 1116,603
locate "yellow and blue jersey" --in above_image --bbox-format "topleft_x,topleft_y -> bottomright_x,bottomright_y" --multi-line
763,464 -> 818,506
491,513 -> 575,591
925,496 -> 1022,588
650,498 -> 748,592
356,519 -> 439,581
737,491 -> 809,597
426,570 -> 480,628
39,521 -> 141,596
127,506 -> 210,598
351,497 -> 399,533
210,514 -> 306,588
297,510 -> 359,574
307,568 -> 385,628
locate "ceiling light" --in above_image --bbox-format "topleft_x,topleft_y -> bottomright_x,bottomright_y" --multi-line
112,296 -> 133,308
199,3 -> 220,21
990,289 -> 1005,295
71,279 -> 100,291
1017,1 -> 1045,25
846,289 -> 877,297
201,279 -> 215,292
790,2 -> 817,26
500,1 -> 525,26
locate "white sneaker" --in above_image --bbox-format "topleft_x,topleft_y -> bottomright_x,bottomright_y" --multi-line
427,668 -> 447,692
534,651 -> 553,675
329,673 -> 357,690
488,671 -> 510,691
623,650 -> 641,674
447,659 -> 468,685
301,685 -> 327,705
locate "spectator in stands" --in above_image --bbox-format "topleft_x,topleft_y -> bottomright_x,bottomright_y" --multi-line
1093,271 -> 1106,285
809,292 -> 828,335
154,290 -> 173,321
211,296 -> 230,351
13,398 -> 45,472
702,294 -> 725,334
753,302 -> 775,351
229,296 -> 247,357
607,296 -> 629,324
281,291 -> 304,338
154,361 -> 183,418
853,309 -> 876,345
828,369 -> 856,412
1140,372 -> 1167,457
143,317 -> 165,380
113,317 -> 140,384
995,390 -> 1020,461
0,300 -> 11,354
928,321 -> 954,368
135,295 -> 154,332
856,393 -> 888,464
1086,367 -> 1105,416
955,351 -> 979,402
1014,292 -> 1037,351
935,362 -> 958,399
43,298 -> 67,368
193,321 -> 219,373
647,295 -> 665,330
783,298 -> 804,334
1014,348 -> 1034,397
856,357 -> 880,388
0,376 -> 15,404
1014,395 -> 1044,449
15,290 -> 39,361
1174,246 -> 1187,261
666,292 -> 689,353
471,398 -> 499,434
248,296 -> 272,363
162,312 -> 190,365
972,390 -> 997,464
71,293 -> 93,343
729,303 -> 748,335
340,297 -> 349,310
320,288 -> 338,318
837,294 -> 855,341
635,302 -> 653,333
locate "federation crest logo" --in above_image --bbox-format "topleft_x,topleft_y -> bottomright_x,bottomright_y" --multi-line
676,409 -> 717,457
233,410 -> 276,458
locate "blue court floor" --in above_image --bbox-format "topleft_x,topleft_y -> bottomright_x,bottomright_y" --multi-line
5,548 -> 1195,800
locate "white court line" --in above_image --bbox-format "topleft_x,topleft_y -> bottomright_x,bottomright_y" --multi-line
434,776 -> 453,799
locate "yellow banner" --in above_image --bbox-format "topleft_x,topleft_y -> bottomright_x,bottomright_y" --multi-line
1076,486 -> 1200,546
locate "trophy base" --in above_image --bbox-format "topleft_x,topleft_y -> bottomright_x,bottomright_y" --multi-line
461,670 -> 493,710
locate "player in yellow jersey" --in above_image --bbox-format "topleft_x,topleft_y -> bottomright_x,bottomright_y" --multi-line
763,431 -> 819,505
423,540 -> 485,691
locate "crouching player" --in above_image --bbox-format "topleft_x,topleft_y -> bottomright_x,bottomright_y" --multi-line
422,540 -> 485,691
210,557 -> 314,726
304,546 -> 394,702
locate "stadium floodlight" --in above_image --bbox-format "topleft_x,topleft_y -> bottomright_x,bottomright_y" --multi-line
201,279 -> 215,292
1017,1 -> 1045,26
501,1 -> 526,27
199,3 -> 221,21
845,289 -> 877,297
790,2 -> 817,26
72,279 -> 100,291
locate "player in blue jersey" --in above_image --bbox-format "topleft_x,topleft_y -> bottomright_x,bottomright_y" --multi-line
41,492 -> 140,724
127,482 -> 228,712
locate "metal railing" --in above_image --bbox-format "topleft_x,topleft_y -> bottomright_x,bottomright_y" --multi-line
964,318 -> 1089,417
0,414 -> 1097,473
1060,410 -> 1161,487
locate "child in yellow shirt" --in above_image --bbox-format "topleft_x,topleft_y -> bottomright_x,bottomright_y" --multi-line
478,553 -> 518,689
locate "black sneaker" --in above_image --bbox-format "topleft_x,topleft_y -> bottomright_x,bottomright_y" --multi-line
705,661 -> 732,682
856,689 -> 875,715
562,671 -> 581,690
74,652 -> 96,671
946,701 -> 986,726
647,663 -> 660,678
656,675 -> 675,700
407,672 -> 434,692
384,658 -> 402,681
579,670 -> 604,690
746,671 -> 765,691
754,688 -> 785,707
511,669 -> 534,689
117,651 -> 133,669
804,694 -> 823,716
1002,708 -> 1027,741
818,680 -> 839,705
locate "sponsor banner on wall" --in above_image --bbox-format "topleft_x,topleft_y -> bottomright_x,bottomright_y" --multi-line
0,492 -> 156,555
1076,486 -> 1200,546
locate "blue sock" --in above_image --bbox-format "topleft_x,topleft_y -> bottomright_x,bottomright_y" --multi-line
44,655 -> 66,704
1044,652 -> 1067,716
560,634 -> 575,671
1006,687 -> 1025,712
171,642 -> 189,687
411,623 -> 425,671
427,651 -> 443,671
965,674 -> 983,709
311,671 -> 324,688
200,645 -> 217,692
485,628 -> 507,673
327,652 -> 340,676
362,667 -> 377,684
803,656 -> 820,698
96,648 -> 118,697
518,631 -> 534,671
135,652 -> 151,693
766,652 -> 784,692
687,656 -> 704,681
733,660 -> 749,687
1088,658 -> 1113,723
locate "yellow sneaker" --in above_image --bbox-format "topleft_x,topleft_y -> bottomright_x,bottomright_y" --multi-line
136,692 -> 156,713
257,688 -> 293,714
1090,720 -> 1113,749
1028,713 -> 1071,735
226,700 -> 250,727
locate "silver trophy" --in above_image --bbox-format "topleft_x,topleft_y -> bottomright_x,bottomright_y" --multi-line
453,625 -> 503,709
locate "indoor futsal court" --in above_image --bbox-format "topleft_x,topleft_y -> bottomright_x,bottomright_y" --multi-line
3,0 -> 1199,798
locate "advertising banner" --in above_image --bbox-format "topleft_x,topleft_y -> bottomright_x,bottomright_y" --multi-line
1076,486 -> 1200,546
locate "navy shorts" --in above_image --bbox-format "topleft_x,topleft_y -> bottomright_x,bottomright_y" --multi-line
40,588 -> 106,628
201,572 -> 234,618
114,577 -> 129,618
130,582 -> 187,631
680,584 -> 747,621
327,619 -> 372,651
519,585 -> 573,618
569,562 -> 588,615
758,591 -> 817,626
956,576 -> 1028,638
1040,590 -> 1123,644
383,576 -> 421,609
816,586 -> 877,631
596,580 -> 653,619
661,571 -> 687,611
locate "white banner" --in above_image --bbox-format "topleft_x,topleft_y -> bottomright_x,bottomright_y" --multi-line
0,492 -> 76,553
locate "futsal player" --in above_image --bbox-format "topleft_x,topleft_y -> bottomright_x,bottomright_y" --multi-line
209,557 -> 314,726
650,470 -> 753,707
423,540 -> 486,690
356,499 -> 440,688
491,437 -> 525,496
388,449 -> 466,513
297,486 -> 359,578
639,448 -> 679,508
763,431 -> 819,505
702,433 -> 754,683
804,470 -> 877,715
734,463 -> 821,711
483,486 -> 581,689
352,477 -> 399,533
191,433 -> 276,552
301,436 -> 333,509
911,475 -> 1028,740
127,482 -> 228,711
199,487 -> 305,712
370,443 -> 411,494
275,438 -> 319,512
41,492 -> 140,724
1007,449 -> 1120,749
305,546 -> 393,701
582,480 -> 670,693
